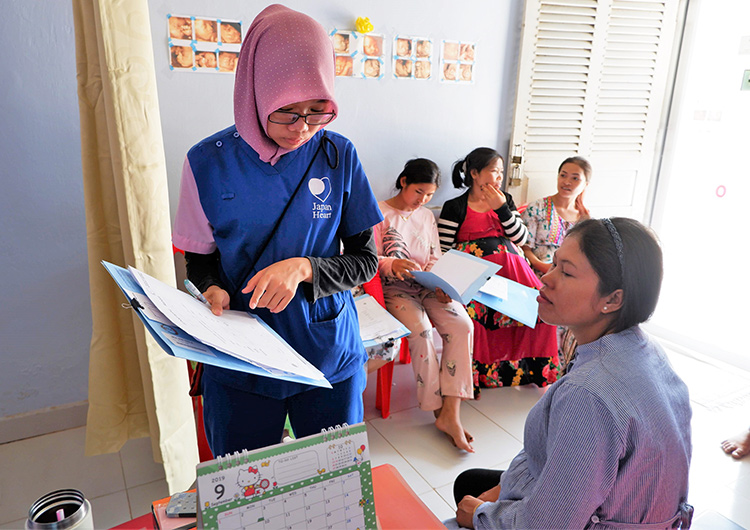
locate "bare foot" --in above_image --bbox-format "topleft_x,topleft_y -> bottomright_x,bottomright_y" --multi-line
432,409 -> 474,446
432,409 -> 473,442
438,426 -> 474,446
721,428 -> 750,459
434,412 -> 474,452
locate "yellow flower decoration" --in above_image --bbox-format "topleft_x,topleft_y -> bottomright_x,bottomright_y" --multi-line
355,17 -> 374,34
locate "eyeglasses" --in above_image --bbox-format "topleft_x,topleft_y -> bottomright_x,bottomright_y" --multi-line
268,110 -> 336,126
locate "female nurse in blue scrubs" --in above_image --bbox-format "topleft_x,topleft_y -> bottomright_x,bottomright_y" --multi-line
172,5 -> 383,455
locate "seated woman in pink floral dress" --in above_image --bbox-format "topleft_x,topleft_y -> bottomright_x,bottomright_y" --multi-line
438,148 -> 558,396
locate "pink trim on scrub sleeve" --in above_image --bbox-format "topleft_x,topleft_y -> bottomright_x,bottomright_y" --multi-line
172,157 -> 217,254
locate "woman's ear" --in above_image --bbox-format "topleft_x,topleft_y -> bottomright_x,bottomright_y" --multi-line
602,289 -> 624,314
398,175 -> 407,189
469,168 -> 478,183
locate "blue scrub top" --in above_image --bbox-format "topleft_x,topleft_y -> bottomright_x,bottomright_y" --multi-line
187,127 -> 382,399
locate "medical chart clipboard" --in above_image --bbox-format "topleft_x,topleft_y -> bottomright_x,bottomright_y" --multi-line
102,261 -> 331,388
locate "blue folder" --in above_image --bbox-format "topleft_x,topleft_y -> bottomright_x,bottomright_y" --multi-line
472,276 -> 540,329
411,250 -> 501,305
102,261 -> 331,388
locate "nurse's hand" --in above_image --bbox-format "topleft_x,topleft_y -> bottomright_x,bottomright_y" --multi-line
204,285 -> 231,316
242,258 -> 312,313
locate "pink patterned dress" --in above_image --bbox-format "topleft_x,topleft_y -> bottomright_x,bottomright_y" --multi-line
455,206 -> 559,394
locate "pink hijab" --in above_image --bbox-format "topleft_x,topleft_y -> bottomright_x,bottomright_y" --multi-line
234,4 -> 338,165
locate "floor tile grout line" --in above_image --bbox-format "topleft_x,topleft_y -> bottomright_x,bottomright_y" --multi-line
368,406 -> 455,494
118,451 -> 135,518
465,400 -> 526,444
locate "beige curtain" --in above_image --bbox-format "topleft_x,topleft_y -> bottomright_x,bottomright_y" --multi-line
72,0 -> 198,492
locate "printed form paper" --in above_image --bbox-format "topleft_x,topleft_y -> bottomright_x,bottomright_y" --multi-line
129,267 -> 324,381
478,276 -> 508,301
354,294 -> 410,343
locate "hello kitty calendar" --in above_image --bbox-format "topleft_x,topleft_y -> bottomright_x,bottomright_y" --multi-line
196,423 -> 376,529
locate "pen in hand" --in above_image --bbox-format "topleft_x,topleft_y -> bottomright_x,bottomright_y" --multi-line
184,279 -> 210,306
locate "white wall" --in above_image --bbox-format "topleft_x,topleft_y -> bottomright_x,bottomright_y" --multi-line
0,2 -> 90,424
148,0 -> 524,210
1,1 -> 523,432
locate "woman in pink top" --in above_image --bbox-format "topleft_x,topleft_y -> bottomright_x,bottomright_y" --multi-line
375,159 -> 475,452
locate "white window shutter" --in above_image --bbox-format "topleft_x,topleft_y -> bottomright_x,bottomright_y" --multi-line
508,0 -> 680,220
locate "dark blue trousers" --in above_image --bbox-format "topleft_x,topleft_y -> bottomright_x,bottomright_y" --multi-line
202,368 -> 366,456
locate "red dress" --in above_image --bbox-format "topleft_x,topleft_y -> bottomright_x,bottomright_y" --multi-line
456,207 -> 559,392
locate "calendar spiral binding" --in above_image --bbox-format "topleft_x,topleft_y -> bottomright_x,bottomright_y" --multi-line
214,423 -> 354,469
321,423 -> 352,441
216,448 -> 251,470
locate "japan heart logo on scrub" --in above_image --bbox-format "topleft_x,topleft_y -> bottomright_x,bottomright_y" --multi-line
308,177 -> 331,203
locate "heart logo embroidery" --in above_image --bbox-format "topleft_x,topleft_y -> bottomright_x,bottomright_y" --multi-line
308,177 -> 331,202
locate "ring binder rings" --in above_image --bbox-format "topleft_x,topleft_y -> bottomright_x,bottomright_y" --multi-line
196,422 -> 376,529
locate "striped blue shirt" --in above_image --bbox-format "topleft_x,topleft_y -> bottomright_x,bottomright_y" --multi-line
475,326 -> 692,529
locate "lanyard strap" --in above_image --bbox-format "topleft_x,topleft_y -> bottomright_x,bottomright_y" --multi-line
227,131 -> 339,298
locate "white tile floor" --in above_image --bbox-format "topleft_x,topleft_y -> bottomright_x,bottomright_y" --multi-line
1,343 -> 749,529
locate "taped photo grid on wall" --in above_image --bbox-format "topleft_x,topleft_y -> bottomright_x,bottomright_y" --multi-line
440,40 -> 476,83
393,36 -> 434,80
167,14 -> 242,73
330,29 -> 386,80
361,34 -> 385,80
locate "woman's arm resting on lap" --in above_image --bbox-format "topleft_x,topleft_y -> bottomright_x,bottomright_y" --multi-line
456,496 -> 484,529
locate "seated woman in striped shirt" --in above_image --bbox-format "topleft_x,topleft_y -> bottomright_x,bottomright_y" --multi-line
452,218 -> 693,530
437,148 -> 559,397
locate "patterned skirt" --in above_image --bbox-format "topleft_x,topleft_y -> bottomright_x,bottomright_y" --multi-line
455,237 -> 560,396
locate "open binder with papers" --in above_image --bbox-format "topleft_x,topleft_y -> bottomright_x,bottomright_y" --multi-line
473,275 -> 541,329
411,249 -> 501,305
102,261 -> 331,388
410,250 -> 541,329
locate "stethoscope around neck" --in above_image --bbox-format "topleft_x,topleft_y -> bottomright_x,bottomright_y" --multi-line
317,130 -> 339,170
